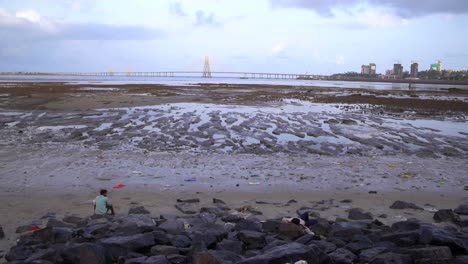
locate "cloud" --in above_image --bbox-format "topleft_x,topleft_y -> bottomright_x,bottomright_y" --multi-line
270,0 -> 468,18
169,1 -> 186,16
0,8 -> 164,41
195,10 -> 221,26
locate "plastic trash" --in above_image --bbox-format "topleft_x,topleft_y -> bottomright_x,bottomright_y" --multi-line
249,182 -> 260,185
388,164 -> 398,168
113,184 -> 126,189
28,225 -> 41,231
398,173 -> 415,179
184,178 -> 196,182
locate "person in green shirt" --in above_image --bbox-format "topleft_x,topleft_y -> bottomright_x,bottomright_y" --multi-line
94,189 -> 115,215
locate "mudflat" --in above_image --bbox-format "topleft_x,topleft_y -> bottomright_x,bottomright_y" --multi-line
0,81 -> 467,257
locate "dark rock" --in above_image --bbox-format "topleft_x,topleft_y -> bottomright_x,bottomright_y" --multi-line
381,231 -> 420,247
0,226 -> 4,239
200,207 -> 224,217
329,225 -> 363,242
328,248 -> 357,264
287,199 -> 298,204
453,256 -> 468,264
100,233 -> 155,251
341,119 -> 358,125
390,201 -> 423,210
78,243 -> 106,264
263,239 -> 288,251
419,225 -> 467,253
262,219 -> 281,234
237,230 -> 266,250
152,230 -> 171,245
193,250 -> 244,264
295,234 -> 318,245
216,239 -> 243,254
340,199 -> 353,203
171,235 -> 191,248
186,223 -> 227,248
175,203 -> 197,214
369,252 -> 412,264
309,218 -> 331,236
234,218 -> 262,232
125,256 -> 170,264
129,206 -> 151,215
151,245 -> 179,256
213,198 -> 226,204
400,246 -> 452,261
158,220 -> 184,235
62,215 -> 85,226
46,218 -> 74,228
433,209 -> 461,223
121,214 -> 156,231
391,220 -> 421,232
379,214 -> 388,219
308,240 -> 337,254
160,214 -> 178,221
348,208 -> 373,220
455,204 -> 468,215
166,254 -> 187,264
5,245 -> 33,261
237,243 -> 330,264
221,214 -> 244,223
176,198 -> 200,203
359,247 -> 388,263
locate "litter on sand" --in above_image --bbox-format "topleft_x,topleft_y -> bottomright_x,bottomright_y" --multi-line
388,164 -> 398,168
249,182 -> 260,185
113,184 -> 126,189
398,173 -> 415,179
184,178 -> 196,182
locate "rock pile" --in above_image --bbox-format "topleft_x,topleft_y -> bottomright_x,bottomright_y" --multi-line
3,201 -> 468,264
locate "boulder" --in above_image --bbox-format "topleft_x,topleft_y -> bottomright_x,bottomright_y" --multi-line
400,246 -> 452,261
100,233 -> 155,251
369,252 -> 412,264
121,214 -> 156,231
125,255 -> 171,264
175,203 -> 197,214
213,198 -> 226,204
5,245 -> 34,262
78,243 -> 107,264
454,204 -> 468,215
128,206 -> 151,215
62,215 -> 86,226
150,245 -> 179,256
234,218 -> 263,232
158,219 -> 185,235
309,218 -> 331,236
329,225 -> 363,242
237,243 -> 330,264
391,220 -> 421,232
193,250 -> 244,264
221,214 -> 244,223
433,209 -> 461,223
216,239 -> 243,254
171,235 -> 192,248
359,247 -> 388,263
390,201 -> 423,210
307,240 -> 337,254
176,198 -> 200,203
46,218 -> 75,228
328,248 -> 357,264
0,225 -> 4,239
262,219 -> 281,234
237,230 -> 266,250
166,254 -> 187,263
186,223 -> 227,248
419,225 -> 467,253
348,208 -> 373,220
381,231 -> 420,247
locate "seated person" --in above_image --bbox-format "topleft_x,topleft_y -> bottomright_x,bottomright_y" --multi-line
93,189 -> 115,215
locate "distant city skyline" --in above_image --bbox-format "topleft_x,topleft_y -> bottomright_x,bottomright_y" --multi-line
1,0 -> 467,74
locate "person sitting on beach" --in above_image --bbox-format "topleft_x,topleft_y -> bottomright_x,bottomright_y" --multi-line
282,217 -> 315,235
93,189 -> 115,215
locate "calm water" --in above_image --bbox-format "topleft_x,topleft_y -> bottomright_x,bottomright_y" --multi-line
1,75 -> 467,91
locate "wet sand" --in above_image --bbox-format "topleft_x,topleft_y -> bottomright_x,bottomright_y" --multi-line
0,81 -> 467,258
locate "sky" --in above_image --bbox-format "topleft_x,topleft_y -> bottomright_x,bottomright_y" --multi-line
0,0 -> 467,74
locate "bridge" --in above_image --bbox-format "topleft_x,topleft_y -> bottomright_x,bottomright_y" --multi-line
0,71 -> 325,80
0,57 -> 327,80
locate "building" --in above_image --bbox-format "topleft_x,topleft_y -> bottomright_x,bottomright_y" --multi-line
361,65 -> 371,75
393,64 -> 403,77
361,63 -> 376,75
369,63 -> 376,75
410,63 -> 419,78
430,60 -> 442,72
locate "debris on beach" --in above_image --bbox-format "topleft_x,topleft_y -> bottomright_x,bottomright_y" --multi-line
112,184 -> 126,189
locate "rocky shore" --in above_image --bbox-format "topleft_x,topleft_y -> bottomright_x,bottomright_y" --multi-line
2,199 -> 468,264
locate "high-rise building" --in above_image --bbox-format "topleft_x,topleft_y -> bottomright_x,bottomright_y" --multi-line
369,63 -> 376,75
361,65 -> 371,75
430,60 -> 442,72
361,63 -> 376,75
393,64 -> 403,77
410,63 -> 419,78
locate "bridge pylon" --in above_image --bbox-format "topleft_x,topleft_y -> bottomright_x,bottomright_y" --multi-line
202,56 -> 212,78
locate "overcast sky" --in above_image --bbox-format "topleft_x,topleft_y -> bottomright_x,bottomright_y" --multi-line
0,0 -> 467,74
